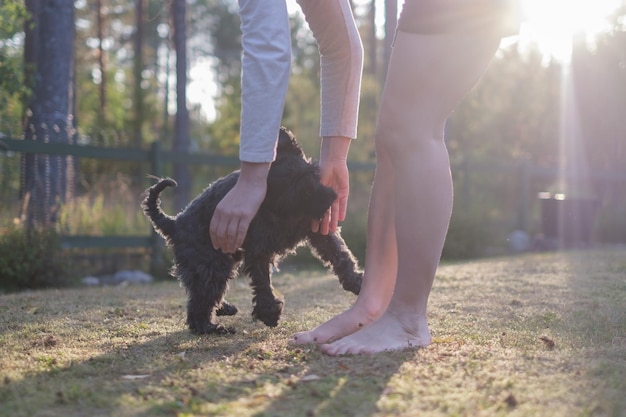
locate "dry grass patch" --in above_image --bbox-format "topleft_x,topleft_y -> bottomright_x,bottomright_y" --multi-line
1,249 -> 624,417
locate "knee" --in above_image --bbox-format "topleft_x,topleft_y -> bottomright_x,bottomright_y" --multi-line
374,112 -> 447,159
374,125 -> 444,161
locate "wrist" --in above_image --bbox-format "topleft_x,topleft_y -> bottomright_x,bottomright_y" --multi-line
320,136 -> 351,162
238,161 -> 271,186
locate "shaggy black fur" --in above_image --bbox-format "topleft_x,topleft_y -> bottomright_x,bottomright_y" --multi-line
142,127 -> 363,335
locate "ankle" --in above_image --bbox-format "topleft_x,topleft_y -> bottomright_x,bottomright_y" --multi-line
353,298 -> 387,322
386,305 -> 429,335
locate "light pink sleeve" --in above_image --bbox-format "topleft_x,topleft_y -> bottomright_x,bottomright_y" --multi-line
298,0 -> 363,139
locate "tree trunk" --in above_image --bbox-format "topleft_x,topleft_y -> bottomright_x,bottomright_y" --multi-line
161,12 -> 171,144
21,0 -> 75,229
96,0 -> 107,133
171,0 -> 191,210
133,0 -> 144,150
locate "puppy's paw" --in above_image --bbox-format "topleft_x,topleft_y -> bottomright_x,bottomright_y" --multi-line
216,300 -> 238,316
252,297 -> 284,327
210,324 -> 236,335
341,271 -> 363,295
189,322 -> 236,335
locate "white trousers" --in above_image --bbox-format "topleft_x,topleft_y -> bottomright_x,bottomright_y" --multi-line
238,0 -> 363,162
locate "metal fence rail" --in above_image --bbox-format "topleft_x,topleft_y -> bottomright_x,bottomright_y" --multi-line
3,136 -> 626,266
0,137 -> 377,271
1,137 -> 242,269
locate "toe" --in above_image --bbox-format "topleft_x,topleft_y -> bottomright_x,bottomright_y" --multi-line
289,331 -> 315,345
320,341 -> 345,356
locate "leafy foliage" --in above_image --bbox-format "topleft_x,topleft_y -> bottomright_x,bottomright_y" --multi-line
0,0 -> 28,136
0,224 -> 67,292
0,0 -> 27,39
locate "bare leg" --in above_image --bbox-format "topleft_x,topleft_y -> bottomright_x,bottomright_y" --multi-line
291,148 -> 398,344
320,29 -> 503,355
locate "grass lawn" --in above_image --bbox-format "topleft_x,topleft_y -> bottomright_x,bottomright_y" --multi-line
0,249 -> 624,417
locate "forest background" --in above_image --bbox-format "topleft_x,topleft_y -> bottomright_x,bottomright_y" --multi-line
0,0 -> 625,286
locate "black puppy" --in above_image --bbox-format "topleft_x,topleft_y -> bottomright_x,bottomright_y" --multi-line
142,127 -> 362,335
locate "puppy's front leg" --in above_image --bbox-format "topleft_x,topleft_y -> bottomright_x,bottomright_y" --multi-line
243,255 -> 284,327
307,231 -> 363,295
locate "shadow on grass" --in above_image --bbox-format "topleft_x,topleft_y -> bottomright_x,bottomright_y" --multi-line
0,328 -> 259,416
131,273 -> 416,417
0,272 -> 419,417
0,281 -> 258,416
3,250 -> 626,416
250,351 -> 417,417
127,349 -> 416,417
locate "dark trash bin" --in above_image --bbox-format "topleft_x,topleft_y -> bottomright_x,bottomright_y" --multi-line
538,193 -> 599,248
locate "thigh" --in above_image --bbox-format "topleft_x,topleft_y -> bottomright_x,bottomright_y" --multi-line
398,0 -> 521,37
376,29 -> 502,139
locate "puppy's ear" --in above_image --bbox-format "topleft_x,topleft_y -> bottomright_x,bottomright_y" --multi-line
276,127 -> 304,157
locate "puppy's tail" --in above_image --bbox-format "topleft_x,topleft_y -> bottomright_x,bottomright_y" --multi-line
141,176 -> 177,240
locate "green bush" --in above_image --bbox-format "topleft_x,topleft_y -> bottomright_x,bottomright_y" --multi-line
0,225 -> 67,292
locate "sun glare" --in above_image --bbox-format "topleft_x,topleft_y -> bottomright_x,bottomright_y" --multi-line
520,0 -> 621,61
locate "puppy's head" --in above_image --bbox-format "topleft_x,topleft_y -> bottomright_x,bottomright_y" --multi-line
265,128 -> 336,219
266,167 -> 336,219
288,169 -> 336,219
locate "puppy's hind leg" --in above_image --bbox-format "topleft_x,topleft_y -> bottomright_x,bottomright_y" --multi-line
307,231 -> 363,295
217,250 -> 243,316
182,266 -> 234,335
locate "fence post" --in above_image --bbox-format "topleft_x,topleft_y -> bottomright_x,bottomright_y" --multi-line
149,141 -> 164,274
150,140 -> 163,178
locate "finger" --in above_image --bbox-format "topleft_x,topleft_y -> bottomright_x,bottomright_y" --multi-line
311,218 -> 320,233
329,200 -> 340,233
337,194 -> 348,222
216,218 -> 231,252
209,215 -> 221,250
232,220 -> 248,252
319,210 -> 330,235
225,220 -> 240,253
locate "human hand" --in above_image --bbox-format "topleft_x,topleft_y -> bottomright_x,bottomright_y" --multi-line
210,162 -> 270,253
312,136 -> 351,235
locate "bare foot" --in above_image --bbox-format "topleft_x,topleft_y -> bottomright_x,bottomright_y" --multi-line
319,310 -> 431,355
289,304 -> 378,345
